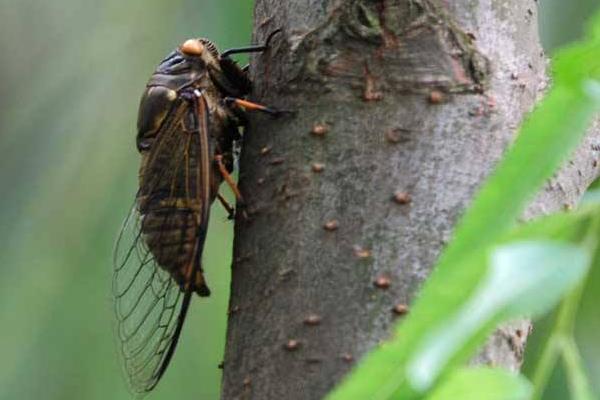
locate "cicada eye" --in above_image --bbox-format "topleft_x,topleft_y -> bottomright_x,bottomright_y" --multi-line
180,39 -> 204,56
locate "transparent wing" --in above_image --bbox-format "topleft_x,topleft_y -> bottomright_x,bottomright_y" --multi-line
113,204 -> 189,393
112,92 -> 213,393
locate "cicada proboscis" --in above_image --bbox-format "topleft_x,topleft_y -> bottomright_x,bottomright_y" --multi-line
112,30 -> 282,394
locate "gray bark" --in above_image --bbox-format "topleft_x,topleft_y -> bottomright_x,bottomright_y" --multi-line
221,1 -> 600,399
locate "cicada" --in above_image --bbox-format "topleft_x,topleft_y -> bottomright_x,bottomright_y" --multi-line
113,30 -> 281,394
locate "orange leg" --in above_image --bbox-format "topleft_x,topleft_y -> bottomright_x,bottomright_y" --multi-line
215,154 -> 244,203
224,97 -> 283,116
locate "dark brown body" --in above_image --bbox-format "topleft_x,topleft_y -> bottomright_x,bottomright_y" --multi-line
136,42 -> 248,296
113,33 -> 278,393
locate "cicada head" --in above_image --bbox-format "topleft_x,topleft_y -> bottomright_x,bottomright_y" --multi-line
179,38 -> 251,97
179,38 -> 220,68
150,38 -> 224,93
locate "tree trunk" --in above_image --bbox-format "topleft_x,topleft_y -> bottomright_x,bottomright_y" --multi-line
221,1 -> 600,399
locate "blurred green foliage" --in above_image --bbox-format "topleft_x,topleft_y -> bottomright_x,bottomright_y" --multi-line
327,5 -> 600,398
539,0 -> 599,51
528,1 -> 600,399
1,1 -> 598,400
0,1 -> 251,399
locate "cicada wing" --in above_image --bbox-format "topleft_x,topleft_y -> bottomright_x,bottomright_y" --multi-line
113,204 -> 189,393
112,92 -> 214,393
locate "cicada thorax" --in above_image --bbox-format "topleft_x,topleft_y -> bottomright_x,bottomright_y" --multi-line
134,47 -> 239,297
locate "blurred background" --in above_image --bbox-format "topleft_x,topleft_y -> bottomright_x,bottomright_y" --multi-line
0,1 -> 597,399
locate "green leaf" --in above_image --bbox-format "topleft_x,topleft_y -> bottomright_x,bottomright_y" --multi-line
407,242 -> 590,391
525,216 -> 600,400
326,10 -> 600,400
580,188 -> 600,206
560,337 -> 597,400
426,368 -> 532,400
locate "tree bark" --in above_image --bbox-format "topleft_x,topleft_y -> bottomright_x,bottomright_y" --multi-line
221,1 -> 600,399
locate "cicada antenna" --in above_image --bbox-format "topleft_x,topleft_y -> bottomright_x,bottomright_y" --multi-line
220,29 -> 282,58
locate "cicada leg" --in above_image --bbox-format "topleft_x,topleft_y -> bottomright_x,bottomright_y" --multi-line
216,193 -> 235,220
220,29 -> 281,58
223,97 -> 286,117
215,154 -> 243,202
215,155 -> 249,220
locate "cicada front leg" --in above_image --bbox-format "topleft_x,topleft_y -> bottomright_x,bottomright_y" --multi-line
224,97 -> 291,117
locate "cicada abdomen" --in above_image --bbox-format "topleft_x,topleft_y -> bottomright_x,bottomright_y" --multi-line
113,30 -> 283,394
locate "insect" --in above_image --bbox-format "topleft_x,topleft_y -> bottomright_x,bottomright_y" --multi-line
113,30 -> 282,394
